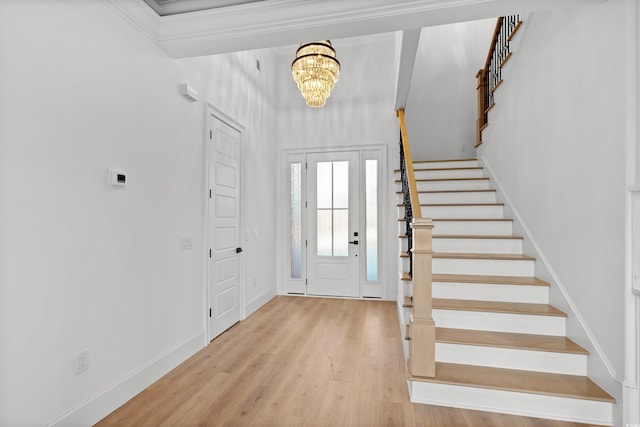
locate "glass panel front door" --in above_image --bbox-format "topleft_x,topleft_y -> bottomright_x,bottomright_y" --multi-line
307,152 -> 360,297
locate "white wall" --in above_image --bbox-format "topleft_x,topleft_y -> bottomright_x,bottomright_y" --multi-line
477,0 -> 626,402
405,19 -> 495,161
181,49 -> 279,315
274,33 -> 401,300
275,33 -> 399,150
0,1 -> 277,425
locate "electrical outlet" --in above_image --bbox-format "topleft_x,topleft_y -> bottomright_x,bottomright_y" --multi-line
73,349 -> 89,375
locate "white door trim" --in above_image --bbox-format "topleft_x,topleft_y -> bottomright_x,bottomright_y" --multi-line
203,103 -> 246,344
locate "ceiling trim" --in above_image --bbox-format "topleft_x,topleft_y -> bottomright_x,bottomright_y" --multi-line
142,0 -> 269,16
101,0 -> 607,58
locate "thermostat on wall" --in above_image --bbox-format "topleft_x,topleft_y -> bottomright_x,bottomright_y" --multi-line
108,169 -> 127,187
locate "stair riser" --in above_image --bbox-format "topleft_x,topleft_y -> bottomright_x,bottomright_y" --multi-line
399,238 -> 409,253
416,160 -> 479,169
416,180 -> 491,192
397,205 -> 504,220
396,192 -> 497,205
436,343 -> 587,375
420,192 -> 497,204
409,382 -> 613,426
433,282 -> 548,304
413,169 -> 485,180
428,205 -> 505,219
433,309 -> 566,336
433,258 -> 535,277
432,220 -> 512,236
433,238 -> 522,254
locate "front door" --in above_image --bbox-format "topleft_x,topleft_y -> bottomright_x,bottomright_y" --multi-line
208,114 -> 242,340
307,151 -> 360,297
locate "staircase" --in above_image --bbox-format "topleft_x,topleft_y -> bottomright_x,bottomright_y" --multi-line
395,158 -> 615,425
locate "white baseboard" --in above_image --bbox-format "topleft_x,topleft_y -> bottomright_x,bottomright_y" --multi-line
46,332 -> 204,427
246,287 -> 277,318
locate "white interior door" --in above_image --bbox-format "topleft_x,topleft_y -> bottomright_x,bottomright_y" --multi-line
208,114 -> 242,340
307,151 -> 360,297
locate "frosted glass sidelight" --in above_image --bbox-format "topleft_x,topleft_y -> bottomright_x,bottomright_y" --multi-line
333,161 -> 349,209
366,160 -> 378,282
290,163 -> 302,279
333,209 -> 349,256
317,162 -> 332,209
317,210 -> 333,256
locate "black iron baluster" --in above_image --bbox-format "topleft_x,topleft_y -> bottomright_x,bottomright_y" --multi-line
399,135 -> 413,278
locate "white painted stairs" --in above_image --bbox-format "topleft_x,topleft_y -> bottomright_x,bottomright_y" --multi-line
395,158 -> 615,425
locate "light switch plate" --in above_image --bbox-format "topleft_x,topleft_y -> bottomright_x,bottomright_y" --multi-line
180,234 -> 193,250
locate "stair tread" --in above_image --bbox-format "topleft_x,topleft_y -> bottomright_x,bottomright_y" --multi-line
423,203 -> 503,207
400,234 -> 522,240
400,252 -> 534,261
413,166 -> 484,172
432,273 -> 549,286
396,189 -> 496,194
416,177 -> 490,182
433,298 -> 567,317
436,327 -> 588,354
395,177 -> 489,183
433,234 -> 522,240
394,166 -> 483,173
433,252 -> 535,261
413,158 -> 478,163
409,362 -> 615,402
432,218 -> 512,222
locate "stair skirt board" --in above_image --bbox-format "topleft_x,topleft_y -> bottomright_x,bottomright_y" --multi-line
432,282 -> 548,304
435,343 -> 587,375
407,381 -> 613,426
431,220 -> 513,235
433,237 -> 522,254
433,258 -> 534,277
432,309 -> 566,336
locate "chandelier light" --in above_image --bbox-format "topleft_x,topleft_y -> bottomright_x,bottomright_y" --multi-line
291,40 -> 340,108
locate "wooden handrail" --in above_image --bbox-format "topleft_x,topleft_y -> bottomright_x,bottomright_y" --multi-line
484,17 -> 504,71
396,109 -> 422,220
396,109 -> 435,379
476,15 -> 521,146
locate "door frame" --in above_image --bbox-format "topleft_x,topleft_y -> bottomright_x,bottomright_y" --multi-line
203,103 -> 246,343
279,144 -> 388,299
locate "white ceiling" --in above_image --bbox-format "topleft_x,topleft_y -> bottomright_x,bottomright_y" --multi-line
142,0 -> 269,16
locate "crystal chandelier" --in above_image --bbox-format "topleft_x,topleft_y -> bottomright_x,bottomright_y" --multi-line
291,40 -> 340,108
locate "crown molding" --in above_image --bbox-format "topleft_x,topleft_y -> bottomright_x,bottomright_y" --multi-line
102,0 -> 607,58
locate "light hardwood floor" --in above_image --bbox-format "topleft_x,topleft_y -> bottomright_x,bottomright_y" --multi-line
96,296 -> 604,427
